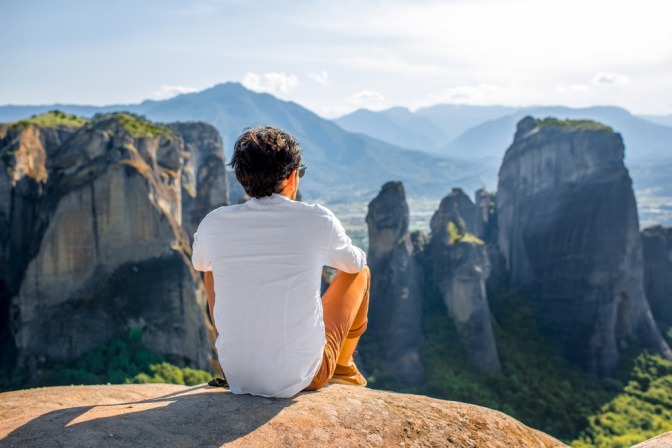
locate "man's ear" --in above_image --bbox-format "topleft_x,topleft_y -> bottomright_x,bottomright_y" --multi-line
287,169 -> 298,187
279,169 -> 297,194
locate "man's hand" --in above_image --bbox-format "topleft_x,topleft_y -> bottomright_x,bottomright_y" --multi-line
204,271 -> 218,337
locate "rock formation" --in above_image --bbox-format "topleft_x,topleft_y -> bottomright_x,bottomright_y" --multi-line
642,225 -> 672,327
474,188 -> 507,287
365,181 -> 424,384
0,117 -> 83,369
170,122 -> 229,239
497,116 -> 672,375
0,384 -> 567,448
474,188 -> 496,241
0,112 -> 228,374
428,188 -> 501,373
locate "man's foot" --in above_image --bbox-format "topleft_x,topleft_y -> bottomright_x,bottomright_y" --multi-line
207,377 -> 228,388
329,362 -> 367,387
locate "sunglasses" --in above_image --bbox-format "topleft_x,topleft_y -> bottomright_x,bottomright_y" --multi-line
298,165 -> 307,178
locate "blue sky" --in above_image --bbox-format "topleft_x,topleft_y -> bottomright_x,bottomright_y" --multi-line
1,0 -> 671,117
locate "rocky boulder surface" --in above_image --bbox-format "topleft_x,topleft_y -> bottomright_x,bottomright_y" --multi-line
496,116 -> 671,375
428,188 -> 501,373
0,112 -> 228,374
632,431 -> 672,448
366,181 -> 424,384
642,225 -> 672,327
0,384 -> 567,448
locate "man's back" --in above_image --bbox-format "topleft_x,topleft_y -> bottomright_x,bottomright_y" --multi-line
193,193 -> 366,397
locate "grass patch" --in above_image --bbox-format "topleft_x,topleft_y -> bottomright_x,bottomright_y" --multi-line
115,113 -> 171,138
10,110 -> 87,130
447,221 -> 483,245
535,117 -> 613,132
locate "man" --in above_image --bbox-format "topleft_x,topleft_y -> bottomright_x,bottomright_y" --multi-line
192,126 -> 370,398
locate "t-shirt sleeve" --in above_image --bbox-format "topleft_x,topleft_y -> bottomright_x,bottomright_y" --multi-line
325,214 -> 367,273
192,231 -> 212,272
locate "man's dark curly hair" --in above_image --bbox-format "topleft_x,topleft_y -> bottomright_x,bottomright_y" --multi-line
229,126 -> 303,199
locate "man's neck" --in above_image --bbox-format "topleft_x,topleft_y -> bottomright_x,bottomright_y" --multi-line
279,187 -> 296,200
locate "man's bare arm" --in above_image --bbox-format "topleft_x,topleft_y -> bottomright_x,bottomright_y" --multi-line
204,271 -> 218,337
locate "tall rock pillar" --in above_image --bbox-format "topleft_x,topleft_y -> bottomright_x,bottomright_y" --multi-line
642,226 -> 672,328
428,188 -> 501,373
366,181 -> 424,384
496,116 -> 672,375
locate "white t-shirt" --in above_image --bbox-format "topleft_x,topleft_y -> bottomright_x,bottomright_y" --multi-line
192,193 -> 366,398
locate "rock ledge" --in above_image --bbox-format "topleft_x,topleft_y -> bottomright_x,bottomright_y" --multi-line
0,384 -> 566,447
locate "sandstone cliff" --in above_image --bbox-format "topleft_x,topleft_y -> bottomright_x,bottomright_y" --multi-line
366,182 -> 424,384
496,116 -> 672,375
642,225 -> 672,327
0,112 -> 228,375
428,188 -> 501,373
0,383 -> 567,447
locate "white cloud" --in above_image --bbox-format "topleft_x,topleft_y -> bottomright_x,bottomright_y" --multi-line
346,90 -> 385,109
242,72 -> 299,93
556,84 -> 592,93
308,71 -> 329,85
443,84 -> 504,103
154,85 -> 198,99
593,72 -> 631,86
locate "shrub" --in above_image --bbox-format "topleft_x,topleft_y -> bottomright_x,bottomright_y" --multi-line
128,362 -> 211,386
21,327 -> 211,389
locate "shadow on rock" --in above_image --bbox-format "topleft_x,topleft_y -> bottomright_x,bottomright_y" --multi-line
3,386 -> 295,447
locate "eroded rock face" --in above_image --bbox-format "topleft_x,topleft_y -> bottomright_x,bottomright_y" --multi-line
0,123 -> 83,369
642,226 -> 672,327
428,189 -> 501,373
366,181 -> 424,384
170,122 -> 229,239
0,113 -> 224,373
497,116 -> 672,375
474,189 -> 507,288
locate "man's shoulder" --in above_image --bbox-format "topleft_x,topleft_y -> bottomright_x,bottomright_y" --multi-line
292,201 -> 337,221
198,203 -> 244,228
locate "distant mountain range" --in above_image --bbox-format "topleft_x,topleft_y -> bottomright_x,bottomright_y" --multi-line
335,105 -> 672,163
331,104 -> 672,227
2,85 -> 671,212
0,84 -> 490,201
441,106 -> 672,163
334,104 -> 518,152
641,113 -> 672,128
